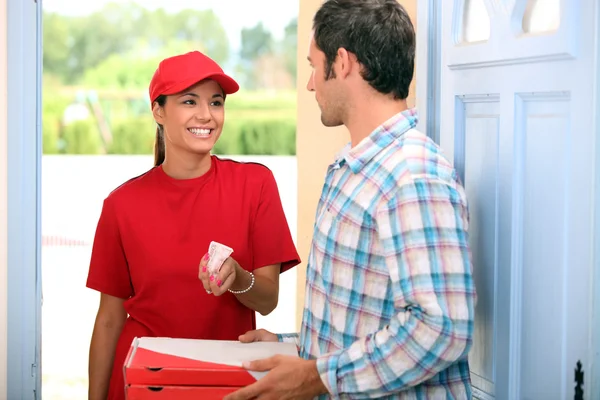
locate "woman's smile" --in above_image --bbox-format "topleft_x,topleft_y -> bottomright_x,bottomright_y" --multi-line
187,127 -> 213,138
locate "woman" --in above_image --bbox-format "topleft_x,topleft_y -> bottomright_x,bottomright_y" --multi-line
86,50 -> 301,400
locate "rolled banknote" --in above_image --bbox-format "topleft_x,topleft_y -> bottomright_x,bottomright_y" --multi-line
207,241 -> 234,274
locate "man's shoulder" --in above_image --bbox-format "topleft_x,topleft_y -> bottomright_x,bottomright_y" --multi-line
374,128 -> 464,199
382,129 -> 455,180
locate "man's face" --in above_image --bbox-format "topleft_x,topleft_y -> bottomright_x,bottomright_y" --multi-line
306,35 -> 344,127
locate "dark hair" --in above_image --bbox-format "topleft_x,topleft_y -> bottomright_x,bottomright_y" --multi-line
313,0 -> 415,100
153,95 -> 167,166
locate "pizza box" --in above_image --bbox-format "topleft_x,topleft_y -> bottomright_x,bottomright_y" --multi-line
123,336 -> 298,387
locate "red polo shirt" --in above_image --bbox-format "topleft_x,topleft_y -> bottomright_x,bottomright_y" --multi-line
86,156 -> 301,400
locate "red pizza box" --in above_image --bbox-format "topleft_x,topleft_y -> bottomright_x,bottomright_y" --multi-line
123,337 -> 298,387
126,385 -> 237,400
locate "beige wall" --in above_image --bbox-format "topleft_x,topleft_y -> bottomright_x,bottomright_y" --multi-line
295,0 -> 417,328
0,0 -> 8,396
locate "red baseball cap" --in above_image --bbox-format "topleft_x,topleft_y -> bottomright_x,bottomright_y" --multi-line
148,51 -> 239,104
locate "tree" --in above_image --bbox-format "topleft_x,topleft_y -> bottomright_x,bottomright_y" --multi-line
240,22 -> 273,62
169,9 -> 230,65
282,18 -> 298,84
42,12 -> 71,78
62,4 -> 139,83
237,18 -> 297,90
42,2 -> 230,84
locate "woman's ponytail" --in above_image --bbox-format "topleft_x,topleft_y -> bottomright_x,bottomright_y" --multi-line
154,125 -> 165,166
153,95 -> 167,166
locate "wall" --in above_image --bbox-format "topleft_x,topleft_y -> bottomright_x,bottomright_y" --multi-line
0,0 -> 8,395
295,0 -> 417,328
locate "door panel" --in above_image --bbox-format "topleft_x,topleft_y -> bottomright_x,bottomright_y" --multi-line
458,98 -> 501,397
519,94 -> 569,398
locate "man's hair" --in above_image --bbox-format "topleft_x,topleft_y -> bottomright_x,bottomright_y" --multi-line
313,0 -> 415,100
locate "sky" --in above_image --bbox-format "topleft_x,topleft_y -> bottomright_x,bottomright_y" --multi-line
43,0 -> 300,52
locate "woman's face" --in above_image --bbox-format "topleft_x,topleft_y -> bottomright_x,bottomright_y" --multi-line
153,79 -> 225,157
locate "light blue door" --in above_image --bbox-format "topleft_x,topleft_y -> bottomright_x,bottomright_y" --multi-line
418,0 -> 599,399
7,0 -> 43,398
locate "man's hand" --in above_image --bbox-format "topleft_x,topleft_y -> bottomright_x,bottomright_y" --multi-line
238,328 -> 278,343
223,356 -> 328,400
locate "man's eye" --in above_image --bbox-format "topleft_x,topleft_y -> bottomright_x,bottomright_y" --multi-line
211,101 -> 223,106
183,99 -> 196,105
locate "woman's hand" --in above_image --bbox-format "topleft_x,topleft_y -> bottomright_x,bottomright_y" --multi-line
198,253 -> 280,315
198,254 -> 240,296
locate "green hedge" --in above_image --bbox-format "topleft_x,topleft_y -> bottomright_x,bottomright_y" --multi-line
42,90 -> 297,155
214,117 -> 296,155
108,117 -> 156,154
44,115 -> 296,156
42,94 -> 70,154
61,119 -> 103,154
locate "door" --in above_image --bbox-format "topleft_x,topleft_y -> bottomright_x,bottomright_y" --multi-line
418,0 -> 597,399
7,0 -> 43,398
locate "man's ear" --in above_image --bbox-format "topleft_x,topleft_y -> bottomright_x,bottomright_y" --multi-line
335,47 -> 354,79
152,102 -> 164,125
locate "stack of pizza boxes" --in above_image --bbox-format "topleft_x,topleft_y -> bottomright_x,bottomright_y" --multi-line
123,336 -> 298,399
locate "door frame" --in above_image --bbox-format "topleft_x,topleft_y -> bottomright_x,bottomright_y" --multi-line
416,0 -> 600,399
416,0 -> 441,144
6,0 -> 600,398
7,0 -> 42,398
592,0 -> 600,395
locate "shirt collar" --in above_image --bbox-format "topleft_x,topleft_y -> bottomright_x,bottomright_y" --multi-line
333,108 -> 418,174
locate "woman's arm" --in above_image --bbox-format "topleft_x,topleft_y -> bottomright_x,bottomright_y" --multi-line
88,293 -> 127,400
197,167 -> 300,315
229,263 -> 280,315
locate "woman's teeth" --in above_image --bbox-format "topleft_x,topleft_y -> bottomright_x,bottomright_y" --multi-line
188,128 -> 211,136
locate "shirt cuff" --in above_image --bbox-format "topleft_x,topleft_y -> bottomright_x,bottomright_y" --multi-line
276,332 -> 300,347
316,352 -> 341,398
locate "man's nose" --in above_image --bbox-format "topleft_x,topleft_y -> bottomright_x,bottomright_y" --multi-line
306,71 -> 315,92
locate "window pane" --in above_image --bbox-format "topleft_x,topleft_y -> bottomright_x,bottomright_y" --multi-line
461,0 -> 491,43
522,0 -> 560,34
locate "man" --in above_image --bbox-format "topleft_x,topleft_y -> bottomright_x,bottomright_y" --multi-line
224,0 -> 476,399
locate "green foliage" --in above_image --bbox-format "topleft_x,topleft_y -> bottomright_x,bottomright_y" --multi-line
226,90 -> 296,111
240,22 -> 273,62
237,118 -> 296,155
41,91 -> 297,156
214,116 -> 296,156
43,12 -> 71,77
83,53 -> 161,90
41,2 -> 299,156
108,117 -> 155,155
283,18 -> 298,84
43,118 -> 61,155
61,119 -> 103,154
43,2 -> 230,85
238,20 -> 298,89
42,92 -> 70,154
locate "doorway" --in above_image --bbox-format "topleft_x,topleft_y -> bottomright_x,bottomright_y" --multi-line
7,0 -> 301,398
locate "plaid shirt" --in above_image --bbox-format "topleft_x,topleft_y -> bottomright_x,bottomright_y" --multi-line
279,109 -> 476,399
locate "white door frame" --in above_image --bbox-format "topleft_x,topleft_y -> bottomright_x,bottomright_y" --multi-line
592,1 -> 600,395
416,1 -> 600,399
415,0 -> 441,143
6,0 -> 600,398
7,0 -> 42,398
